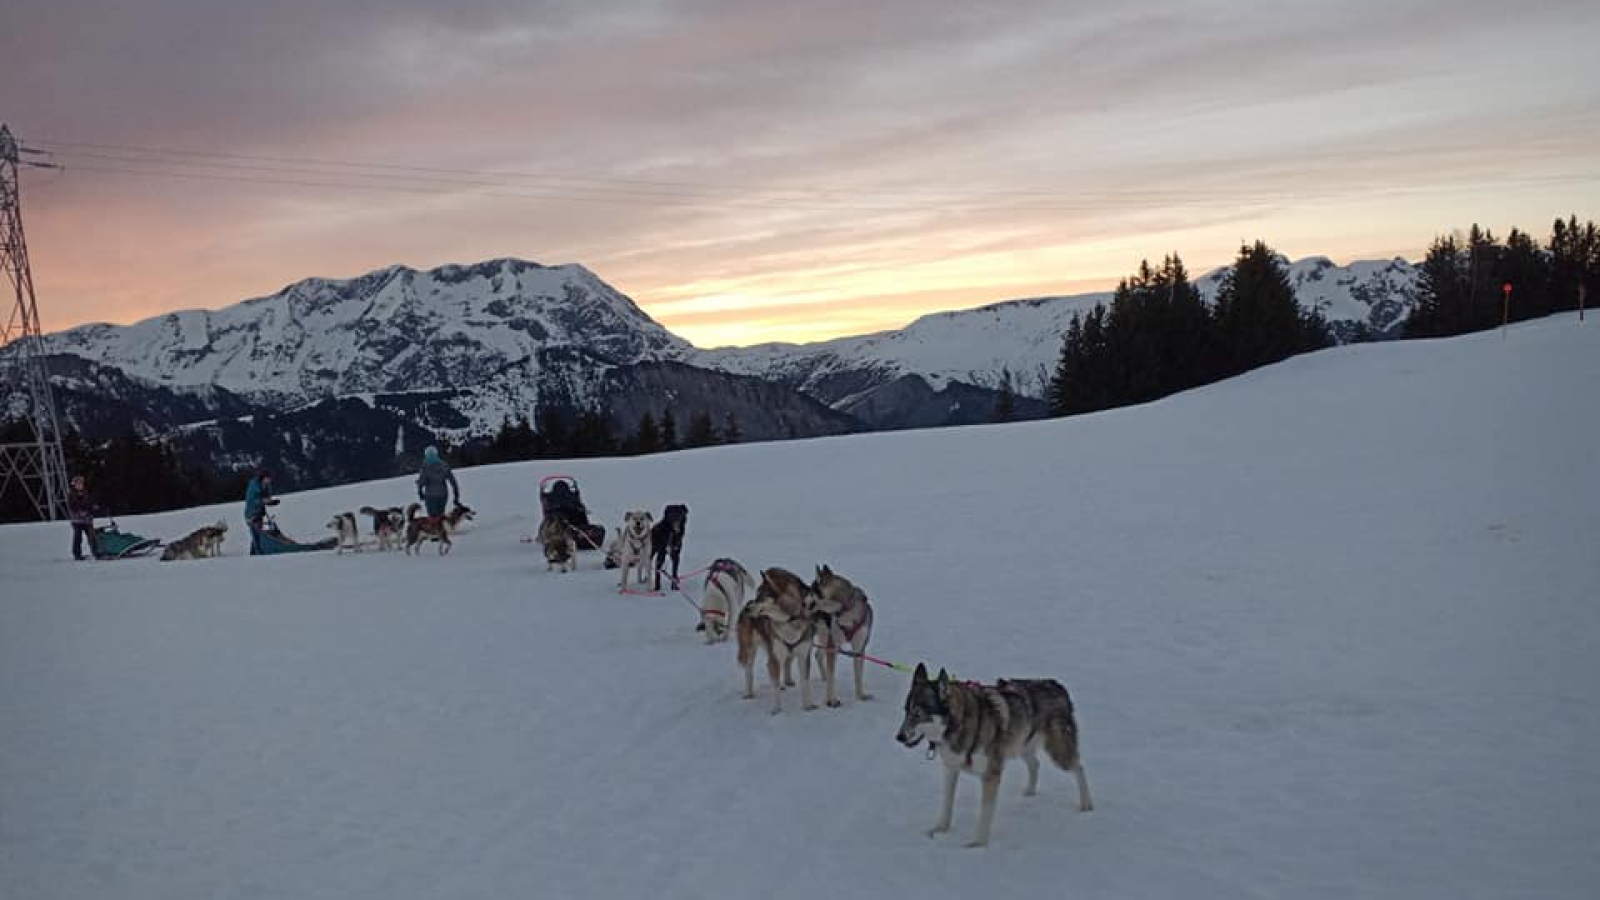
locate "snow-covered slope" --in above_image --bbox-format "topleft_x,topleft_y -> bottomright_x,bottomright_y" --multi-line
694,292 -> 1111,401
45,259 -> 691,404
3,314 -> 1594,900
698,256 -> 1420,402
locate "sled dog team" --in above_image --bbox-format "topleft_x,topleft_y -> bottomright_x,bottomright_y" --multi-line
156,490 -> 1092,846
684,556 -> 1092,847
329,502 -> 477,555
550,499 -> 1093,846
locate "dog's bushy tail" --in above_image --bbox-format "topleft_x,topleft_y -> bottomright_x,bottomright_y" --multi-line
735,609 -> 760,669
1038,685 -> 1083,771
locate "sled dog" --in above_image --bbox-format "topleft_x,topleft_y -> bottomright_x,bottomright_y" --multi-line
359,505 -> 405,551
539,515 -> 577,573
443,502 -> 476,535
698,558 -> 754,643
616,510 -> 653,588
404,502 -> 452,556
650,504 -> 689,590
328,511 -> 361,554
896,664 -> 1093,847
736,567 -> 819,714
810,564 -> 875,706
160,520 -> 228,561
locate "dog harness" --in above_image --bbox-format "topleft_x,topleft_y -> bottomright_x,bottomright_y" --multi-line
824,588 -> 872,643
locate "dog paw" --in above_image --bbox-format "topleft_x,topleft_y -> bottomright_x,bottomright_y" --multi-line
963,839 -> 988,849
1023,787 -> 1038,797
802,702 -> 818,711
826,699 -> 842,708
857,693 -> 874,702
926,824 -> 950,838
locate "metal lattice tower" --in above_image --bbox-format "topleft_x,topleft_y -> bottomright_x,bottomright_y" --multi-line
0,124 -> 71,521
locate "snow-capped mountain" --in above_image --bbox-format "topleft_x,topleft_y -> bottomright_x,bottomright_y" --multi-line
47,259 -> 693,406
1194,255 -> 1420,342
15,259 -> 859,489
697,255 -> 1420,404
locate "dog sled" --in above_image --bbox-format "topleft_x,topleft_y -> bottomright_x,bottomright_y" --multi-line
91,521 -> 162,560
538,474 -> 607,551
254,516 -> 338,555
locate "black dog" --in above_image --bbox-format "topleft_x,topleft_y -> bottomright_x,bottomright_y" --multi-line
651,504 -> 689,591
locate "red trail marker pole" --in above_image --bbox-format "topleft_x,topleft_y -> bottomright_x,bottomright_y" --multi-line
1501,282 -> 1512,340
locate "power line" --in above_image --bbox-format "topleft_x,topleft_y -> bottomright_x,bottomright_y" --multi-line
35,137 -> 1598,210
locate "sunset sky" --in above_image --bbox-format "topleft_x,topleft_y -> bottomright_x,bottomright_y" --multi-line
6,0 -> 1598,347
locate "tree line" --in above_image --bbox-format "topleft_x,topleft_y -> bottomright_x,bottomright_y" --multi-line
1404,215 -> 1598,338
1044,216 -> 1598,420
467,406 -> 743,467
0,421 -> 248,523
1048,242 -> 1333,416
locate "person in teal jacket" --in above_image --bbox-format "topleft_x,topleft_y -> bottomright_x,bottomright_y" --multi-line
415,446 -> 460,519
243,469 -> 279,555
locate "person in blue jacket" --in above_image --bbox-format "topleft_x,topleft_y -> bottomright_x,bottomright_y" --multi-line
415,446 -> 460,519
243,468 -> 279,555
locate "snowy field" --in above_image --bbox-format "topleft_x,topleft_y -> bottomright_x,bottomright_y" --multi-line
3,315 -> 1597,900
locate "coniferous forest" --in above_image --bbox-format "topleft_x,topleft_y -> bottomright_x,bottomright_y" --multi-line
1048,217 -> 1597,418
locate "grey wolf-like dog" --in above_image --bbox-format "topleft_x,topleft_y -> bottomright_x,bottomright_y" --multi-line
160,520 -> 228,561
896,664 -> 1092,847
539,514 -> 577,573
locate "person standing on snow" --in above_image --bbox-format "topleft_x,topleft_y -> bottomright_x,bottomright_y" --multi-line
67,474 -> 100,561
243,468 -> 279,555
415,445 -> 460,519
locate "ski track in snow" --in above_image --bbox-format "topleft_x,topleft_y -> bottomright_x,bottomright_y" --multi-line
2,315 -> 1596,900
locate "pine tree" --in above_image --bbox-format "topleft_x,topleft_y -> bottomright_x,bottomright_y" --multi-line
685,410 -> 718,448
633,412 -> 661,455
659,410 -> 678,451
536,407 -> 568,458
1214,241 -> 1308,374
1048,314 -> 1085,417
1406,235 -> 1467,338
1497,228 -> 1552,321
570,407 -> 616,457
991,369 -> 1017,422
1549,215 -> 1600,314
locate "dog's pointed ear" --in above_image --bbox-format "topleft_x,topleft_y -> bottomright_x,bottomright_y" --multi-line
935,668 -> 950,689
913,662 -> 928,683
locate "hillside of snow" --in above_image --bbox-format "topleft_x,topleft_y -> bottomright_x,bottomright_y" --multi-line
3,315 -> 1593,900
